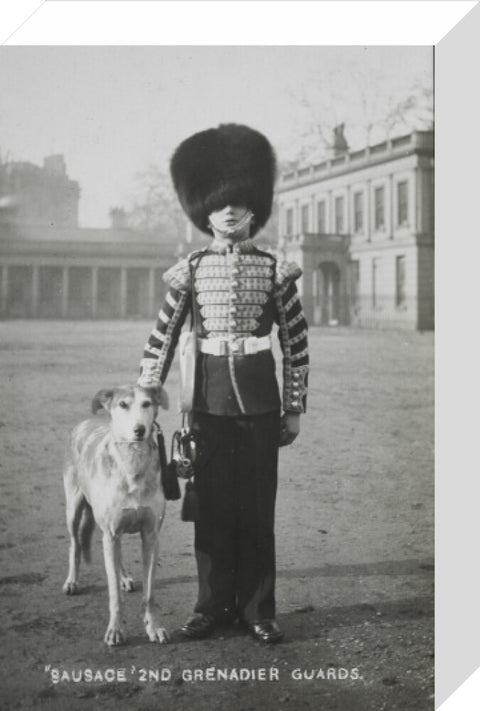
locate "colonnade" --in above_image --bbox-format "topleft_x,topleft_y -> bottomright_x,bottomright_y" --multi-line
0,263 -> 165,319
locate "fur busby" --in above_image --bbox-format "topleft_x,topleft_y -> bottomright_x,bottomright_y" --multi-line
170,123 -> 276,237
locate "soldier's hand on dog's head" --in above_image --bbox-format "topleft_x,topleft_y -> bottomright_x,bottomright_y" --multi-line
279,412 -> 301,447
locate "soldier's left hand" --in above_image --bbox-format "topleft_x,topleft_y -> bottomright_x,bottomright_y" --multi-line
279,412 -> 301,447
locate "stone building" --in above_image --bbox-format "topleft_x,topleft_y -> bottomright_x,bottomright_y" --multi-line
0,154 -> 80,229
0,224 -> 179,319
277,130 -> 434,330
0,156 -> 177,319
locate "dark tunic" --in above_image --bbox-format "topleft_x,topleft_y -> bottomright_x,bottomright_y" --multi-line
138,237 -> 309,415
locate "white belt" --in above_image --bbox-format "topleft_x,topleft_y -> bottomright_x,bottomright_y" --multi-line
198,335 -> 272,356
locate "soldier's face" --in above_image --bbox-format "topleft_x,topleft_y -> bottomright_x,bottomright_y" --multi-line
208,205 -> 253,239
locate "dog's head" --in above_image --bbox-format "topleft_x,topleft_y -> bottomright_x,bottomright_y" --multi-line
91,385 -> 169,442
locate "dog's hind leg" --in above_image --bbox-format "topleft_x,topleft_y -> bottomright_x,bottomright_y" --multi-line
102,533 -> 127,646
63,480 -> 86,595
79,502 -> 95,564
141,527 -> 169,644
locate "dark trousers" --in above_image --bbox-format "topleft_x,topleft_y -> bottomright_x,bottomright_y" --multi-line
191,410 -> 280,623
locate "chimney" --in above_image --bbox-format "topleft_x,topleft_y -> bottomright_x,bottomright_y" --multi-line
43,154 -> 67,176
330,124 -> 349,157
109,207 -> 128,230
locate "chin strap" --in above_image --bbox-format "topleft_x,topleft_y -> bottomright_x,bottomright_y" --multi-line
209,209 -> 254,236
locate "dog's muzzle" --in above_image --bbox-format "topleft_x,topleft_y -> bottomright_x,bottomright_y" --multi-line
133,425 -> 146,440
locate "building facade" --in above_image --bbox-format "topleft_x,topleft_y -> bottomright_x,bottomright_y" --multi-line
0,225 -> 178,319
277,131 -> 434,330
0,156 -> 176,319
1,137 -> 434,328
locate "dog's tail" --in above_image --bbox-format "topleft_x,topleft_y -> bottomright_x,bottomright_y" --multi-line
79,503 -> 95,564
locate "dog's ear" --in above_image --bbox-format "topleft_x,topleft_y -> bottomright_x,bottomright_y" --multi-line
142,385 -> 169,411
91,388 -> 115,414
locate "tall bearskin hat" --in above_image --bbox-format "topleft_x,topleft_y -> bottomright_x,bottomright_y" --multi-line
170,123 -> 276,237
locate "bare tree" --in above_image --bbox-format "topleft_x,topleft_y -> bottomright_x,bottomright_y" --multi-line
124,165 -> 187,242
382,80 -> 434,137
289,58 -> 433,163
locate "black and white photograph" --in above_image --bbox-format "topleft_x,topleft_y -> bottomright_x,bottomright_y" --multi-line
0,1 -> 474,709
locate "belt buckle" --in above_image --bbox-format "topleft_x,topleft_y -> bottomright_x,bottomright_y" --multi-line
245,336 -> 259,355
229,338 -> 243,355
219,340 -> 228,356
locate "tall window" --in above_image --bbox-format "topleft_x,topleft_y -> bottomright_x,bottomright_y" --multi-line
317,200 -> 326,234
396,255 -> 406,307
301,204 -> 310,234
374,186 -> 385,230
286,208 -> 294,235
335,196 -> 344,233
397,181 -> 408,226
353,192 -> 364,233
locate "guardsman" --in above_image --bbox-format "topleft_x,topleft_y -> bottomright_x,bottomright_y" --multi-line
138,124 -> 308,643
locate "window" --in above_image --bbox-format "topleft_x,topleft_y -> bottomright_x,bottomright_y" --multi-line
372,258 -> 377,308
286,208 -> 294,235
397,181 -> 408,227
396,255 -> 406,307
317,201 -> 326,234
335,196 -> 344,233
374,186 -> 385,230
353,192 -> 364,233
301,204 -> 310,234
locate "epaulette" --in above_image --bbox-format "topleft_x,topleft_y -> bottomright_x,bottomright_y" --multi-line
275,260 -> 302,288
162,249 -> 206,291
163,257 -> 190,292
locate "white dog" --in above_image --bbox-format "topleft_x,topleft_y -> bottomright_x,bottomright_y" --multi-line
62,384 -> 170,646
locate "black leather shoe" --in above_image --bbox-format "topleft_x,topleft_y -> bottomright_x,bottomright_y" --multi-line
248,620 -> 284,643
181,613 -> 216,639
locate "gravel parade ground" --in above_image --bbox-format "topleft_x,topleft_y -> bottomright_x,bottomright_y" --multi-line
0,321 -> 434,710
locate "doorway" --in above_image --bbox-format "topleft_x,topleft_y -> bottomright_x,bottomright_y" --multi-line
313,261 -> 341,325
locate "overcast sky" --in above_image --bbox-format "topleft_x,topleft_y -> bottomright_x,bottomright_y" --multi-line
0,46 -> 433,227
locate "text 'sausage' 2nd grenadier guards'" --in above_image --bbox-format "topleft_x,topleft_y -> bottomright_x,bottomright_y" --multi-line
137,123 -> 309,644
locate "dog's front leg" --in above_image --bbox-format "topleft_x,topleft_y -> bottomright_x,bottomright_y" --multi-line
63,520 -> 82,596
62,479 -> 84,595
119,552 -> 135,592
102,533 -> 126,646
141,529 -> 169,644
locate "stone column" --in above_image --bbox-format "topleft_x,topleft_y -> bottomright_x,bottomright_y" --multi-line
120,267 -> 127,318
62,266 -> 69,317
91,267 -> 98,318
389,173 -> 394,239
345,185 -> 351,235
366,180 -> 371,241
31,266 -> 39,317
1,265 -> 8,316
148,267 -> 156,317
